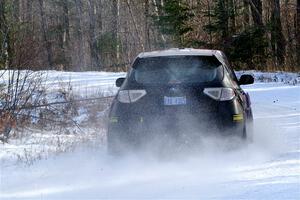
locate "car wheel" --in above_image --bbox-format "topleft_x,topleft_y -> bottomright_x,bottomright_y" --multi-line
242,123 -> 247,139
242,118 -> 254,142
107,127 -> 138,156
107,128 -> 125,156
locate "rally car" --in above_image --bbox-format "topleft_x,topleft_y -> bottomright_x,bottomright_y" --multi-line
107,48 -> 254,153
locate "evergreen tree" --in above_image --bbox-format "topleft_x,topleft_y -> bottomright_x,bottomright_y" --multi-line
0,0 -> 16,69
203,0 -> 267,69
228,27 -> 268,69
155,0 -> 193,47
204,0 -> 230,43
0,0 -> 7,69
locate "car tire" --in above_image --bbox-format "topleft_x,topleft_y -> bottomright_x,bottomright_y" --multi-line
243,111 -> 254,142
107,128 -> 124,156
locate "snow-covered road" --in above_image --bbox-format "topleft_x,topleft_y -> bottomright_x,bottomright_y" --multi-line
0,79 -> 300,199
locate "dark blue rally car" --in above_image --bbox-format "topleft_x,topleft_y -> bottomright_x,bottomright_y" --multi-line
107,49 -> 254,153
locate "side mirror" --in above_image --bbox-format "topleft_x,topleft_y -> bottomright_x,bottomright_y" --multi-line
116,78 -> 125,87
239,74 -> 254,85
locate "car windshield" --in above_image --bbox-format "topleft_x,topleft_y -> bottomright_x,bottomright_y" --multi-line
131,56 -> 223,85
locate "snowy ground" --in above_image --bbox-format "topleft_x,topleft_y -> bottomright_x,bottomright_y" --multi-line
40,71 -> 126,97
0,71 -> 300,199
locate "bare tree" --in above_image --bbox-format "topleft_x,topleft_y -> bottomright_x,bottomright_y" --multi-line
248,0 -> 264,26
112,0 -> 120,65
74,0 -> 85,71
38,0 -> 54,69
242,0 -> 251,28
270,0 -> 286,68
88,0 -> 101,70
144,0 -> 151,51
0,70 -> 44,142
0,0 -> 7,68
62,0 -> 70,47
0,0 -> 298,71
0,0 -> 13,69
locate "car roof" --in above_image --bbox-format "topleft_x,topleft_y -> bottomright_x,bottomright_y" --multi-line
138,48 -> 220,57
137,48 -> 225,65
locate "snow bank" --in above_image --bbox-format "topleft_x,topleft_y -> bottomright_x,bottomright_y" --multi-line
236,70 -> 300,85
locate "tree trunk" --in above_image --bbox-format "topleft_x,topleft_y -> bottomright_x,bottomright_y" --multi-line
249,0 -> 263,26
96,0 -> 103,32
62,0 -> 70,47
228,0 -> 236,34
218,0 -> 229,40
13,0 -> 19,22
296,0 -> 300,68
144,0 -> 151,50
247,0 -> 266,68
242,0 -> 250,28
270,0 -> 286,67
207,0 -> 213,46
112,0 -> 120,69
74,0 -> 85,71
38,0 -> 54,69
152,0 -> 166,46
0,0 -> 14,69
126,0 -> 144,51
88,0 -> 101,70
283,0 -> 294,70
25,0 -> 32,23
0,0 -> 7,68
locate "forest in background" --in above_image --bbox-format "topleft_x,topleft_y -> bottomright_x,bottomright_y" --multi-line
0,0 -> 299,72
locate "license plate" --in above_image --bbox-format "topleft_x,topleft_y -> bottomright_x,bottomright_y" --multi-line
164,96 -> 187,105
